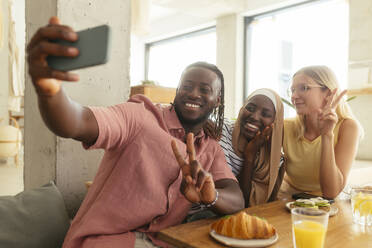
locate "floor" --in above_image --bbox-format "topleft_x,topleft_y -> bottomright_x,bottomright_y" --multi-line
0,155 -> 24,196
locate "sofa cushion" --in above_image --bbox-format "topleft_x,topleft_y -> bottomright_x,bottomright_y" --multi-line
0,181 -> 70,248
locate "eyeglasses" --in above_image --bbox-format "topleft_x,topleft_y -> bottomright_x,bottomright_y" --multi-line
287,84 -> 327,97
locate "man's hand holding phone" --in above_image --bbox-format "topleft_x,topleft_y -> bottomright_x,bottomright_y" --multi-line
26,17 -> 108,145
27,17 -> 80,96
27,17 -> 110,96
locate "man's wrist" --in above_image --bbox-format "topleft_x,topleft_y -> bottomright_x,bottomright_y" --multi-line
200,190 -> 219,208
34,80 -> 62,97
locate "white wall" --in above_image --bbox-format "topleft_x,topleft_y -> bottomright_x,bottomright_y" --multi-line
25,0 -> 58,196
12,0 -> 25,91
25,0 -> 131,216
0,0 -> 9,124
130,35 -> 146,86
216,14 -> 244,119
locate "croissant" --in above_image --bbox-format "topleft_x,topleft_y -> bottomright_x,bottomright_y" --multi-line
210,211 -> 276,239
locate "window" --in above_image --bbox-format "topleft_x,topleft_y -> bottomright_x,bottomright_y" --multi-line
146,27 -> 216,88
244,0 -> 348,118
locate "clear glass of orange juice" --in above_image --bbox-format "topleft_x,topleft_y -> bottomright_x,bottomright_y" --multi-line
291,208 -> 329,248
351,187 -> 372,226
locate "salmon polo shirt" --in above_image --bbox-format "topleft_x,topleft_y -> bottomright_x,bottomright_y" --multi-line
62,95 -> 236,248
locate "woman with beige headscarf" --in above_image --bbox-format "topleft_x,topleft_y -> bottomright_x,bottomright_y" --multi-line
218,88 -> 284,207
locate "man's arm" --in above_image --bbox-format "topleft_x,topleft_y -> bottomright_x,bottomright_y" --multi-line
27,16 -> 98,145
38,89 -> 98,145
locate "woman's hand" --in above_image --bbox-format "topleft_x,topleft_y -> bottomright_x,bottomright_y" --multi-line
244,124 -> 273,159
27,16 -> 80,96
318,89 -> 346,136
171,133 -> 217,204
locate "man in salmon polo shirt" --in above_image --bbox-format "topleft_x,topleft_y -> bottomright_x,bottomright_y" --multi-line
27,17 -> 245,248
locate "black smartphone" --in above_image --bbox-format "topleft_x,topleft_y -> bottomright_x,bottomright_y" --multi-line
292,192 -> 335,204
47,25 -> 111,71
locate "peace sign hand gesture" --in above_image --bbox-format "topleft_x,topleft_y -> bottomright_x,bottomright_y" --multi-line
318,89 -> 347,136
171,133 -> 217,205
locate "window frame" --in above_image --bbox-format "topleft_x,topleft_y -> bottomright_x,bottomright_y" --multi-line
243,0 -> 336,100
144,26 -> 216,81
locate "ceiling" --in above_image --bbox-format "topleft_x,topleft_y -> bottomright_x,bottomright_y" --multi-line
150,0 -> 246,22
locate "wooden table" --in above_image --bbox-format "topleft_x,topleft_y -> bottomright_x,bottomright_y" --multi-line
157,200 -> 372,247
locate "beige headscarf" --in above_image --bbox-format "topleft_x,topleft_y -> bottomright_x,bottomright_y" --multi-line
232,88 -> 284,206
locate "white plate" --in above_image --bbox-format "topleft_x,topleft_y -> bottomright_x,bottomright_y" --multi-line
210,230 -> 279,248
285,202 -> 338,217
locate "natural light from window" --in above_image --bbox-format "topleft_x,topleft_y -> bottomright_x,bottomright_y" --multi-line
147,29 -> 216,88
246,0 -> 348,118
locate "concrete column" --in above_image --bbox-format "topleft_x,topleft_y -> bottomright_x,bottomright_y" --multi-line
216,14 -> 244,119
348,0 -> 372,160
25,0 -> 131,216
0,0 -> 9,123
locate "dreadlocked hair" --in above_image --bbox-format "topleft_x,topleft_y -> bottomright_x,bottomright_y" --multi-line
185,62 -> 225,139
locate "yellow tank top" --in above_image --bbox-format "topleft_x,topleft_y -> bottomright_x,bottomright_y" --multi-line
283,118 -> 343,192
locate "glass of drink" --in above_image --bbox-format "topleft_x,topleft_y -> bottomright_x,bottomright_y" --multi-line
351,187 -> 372,226
291,208 -> 329,248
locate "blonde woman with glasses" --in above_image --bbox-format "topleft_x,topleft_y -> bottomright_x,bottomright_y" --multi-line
280,65 -> 362,199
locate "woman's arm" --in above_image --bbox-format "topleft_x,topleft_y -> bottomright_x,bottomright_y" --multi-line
320,119 -> 359,198
239,147 -> 256,207
268,162 -> 285,201
238,125 -> 272,207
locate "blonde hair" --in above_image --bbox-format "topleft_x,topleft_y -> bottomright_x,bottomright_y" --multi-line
292,65 -> 363,139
